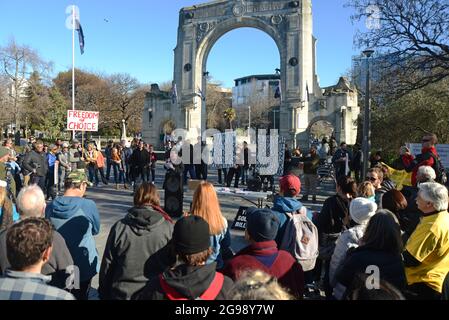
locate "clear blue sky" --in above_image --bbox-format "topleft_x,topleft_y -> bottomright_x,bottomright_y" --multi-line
0,0 -> 366,88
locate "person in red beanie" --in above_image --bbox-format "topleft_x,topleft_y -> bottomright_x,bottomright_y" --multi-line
270,174 -> 307,246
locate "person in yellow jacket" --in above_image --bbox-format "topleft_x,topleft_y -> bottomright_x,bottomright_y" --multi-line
403,182 -> 449,300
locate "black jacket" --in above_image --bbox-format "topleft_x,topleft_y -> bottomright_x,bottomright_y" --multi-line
352,150 -> 363,170
99,206 -> 174,300
299,153 -> 321,174
22,150 -> 49,177
336,246 -> 407,296
130,148 -> 150,170
0,228 -> 73,289
243,147 -> 249,168
399,187 -> 422,243
136,262 -> 234,300
315,195 -> 350,235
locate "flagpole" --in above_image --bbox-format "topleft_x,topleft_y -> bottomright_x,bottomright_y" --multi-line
72,5 -> 76,140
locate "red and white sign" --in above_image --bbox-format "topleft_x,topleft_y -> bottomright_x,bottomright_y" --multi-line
67,110 -> 99,132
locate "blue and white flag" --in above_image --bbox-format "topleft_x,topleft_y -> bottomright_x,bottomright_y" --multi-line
76,20 -> 85,55
198,87 -> 206,101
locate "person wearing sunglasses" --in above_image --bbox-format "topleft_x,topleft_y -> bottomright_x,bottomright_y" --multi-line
365,167 -> 385,206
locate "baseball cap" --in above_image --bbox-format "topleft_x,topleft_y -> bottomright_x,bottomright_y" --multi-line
67,169 -> 93,187
279,174 -> 301,197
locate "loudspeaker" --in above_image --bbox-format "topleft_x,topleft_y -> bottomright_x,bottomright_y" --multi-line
247,176 -> 262,192
163,170 -> 184,218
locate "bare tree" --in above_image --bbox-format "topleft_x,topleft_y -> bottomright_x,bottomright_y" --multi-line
158,81 -> 173,92
0,75 -> 13,134
347,0 -> 449,96
205,82 -> 232,131
106,73 -> 146,134
0,38 -> 52,131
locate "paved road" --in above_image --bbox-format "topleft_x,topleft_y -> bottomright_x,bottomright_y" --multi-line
82,162 -> 336,292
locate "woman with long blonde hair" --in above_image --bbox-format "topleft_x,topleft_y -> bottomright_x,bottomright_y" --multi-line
190,181 -> 231,269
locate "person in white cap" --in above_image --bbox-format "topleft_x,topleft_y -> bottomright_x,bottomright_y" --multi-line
329,197 -> 377,299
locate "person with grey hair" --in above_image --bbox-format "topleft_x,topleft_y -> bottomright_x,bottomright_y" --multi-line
0,185 -> 73,290
16,185 -> 47,218
401,166 -> 438,240
417,166 -> 436,183
229,269 -> 293,300
403,182 -> 449,300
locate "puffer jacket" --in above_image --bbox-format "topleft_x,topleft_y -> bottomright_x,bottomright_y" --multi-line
329,224 -> 366,290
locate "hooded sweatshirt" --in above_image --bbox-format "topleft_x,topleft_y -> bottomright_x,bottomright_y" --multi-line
271,196 -> 304,246
99,206 -> 174,300
136,262 -> 234,300
46,196 -> 100,282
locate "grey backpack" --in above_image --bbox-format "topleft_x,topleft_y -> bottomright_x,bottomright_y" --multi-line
280,211 -> 319,272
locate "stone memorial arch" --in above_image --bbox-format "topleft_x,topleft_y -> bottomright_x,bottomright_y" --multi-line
142,0 -> 359,149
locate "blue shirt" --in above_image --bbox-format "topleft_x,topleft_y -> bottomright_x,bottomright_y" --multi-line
47,153 -> 57,168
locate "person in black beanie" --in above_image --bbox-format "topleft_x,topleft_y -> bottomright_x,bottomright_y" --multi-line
136,216 -> 234,300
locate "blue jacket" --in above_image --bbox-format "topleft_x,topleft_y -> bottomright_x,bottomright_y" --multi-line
207,218 -> 230,270
47,153 -> 57,169
46,196 -> 100,282
271,196 -> 305,246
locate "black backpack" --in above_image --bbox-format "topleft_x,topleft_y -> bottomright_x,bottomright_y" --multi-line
429,153 -> 448,184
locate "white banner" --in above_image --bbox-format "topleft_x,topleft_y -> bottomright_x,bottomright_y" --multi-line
67,110 -> 99,132
407,143 -> 449,168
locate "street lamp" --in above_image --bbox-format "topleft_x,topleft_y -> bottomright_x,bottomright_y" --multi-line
362,49 -> 375,179
121,119 -> 127,141
273,109 -> 280,130
248,105 -> 251,131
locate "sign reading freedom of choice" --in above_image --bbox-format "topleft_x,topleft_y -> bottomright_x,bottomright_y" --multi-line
67,110 -> 100,132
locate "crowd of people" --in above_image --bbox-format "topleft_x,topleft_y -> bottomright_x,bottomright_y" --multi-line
0,131 -> 448,300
